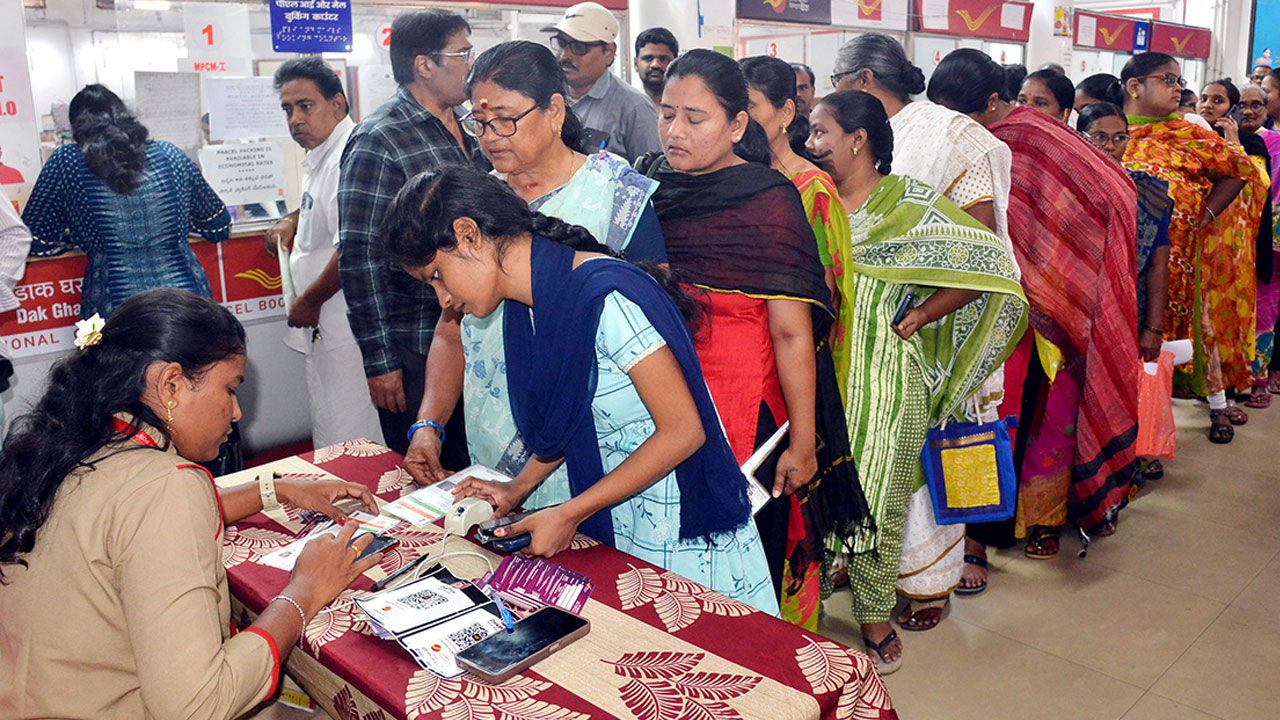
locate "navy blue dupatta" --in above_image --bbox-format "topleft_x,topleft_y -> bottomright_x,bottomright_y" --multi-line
502,237 -> 751,543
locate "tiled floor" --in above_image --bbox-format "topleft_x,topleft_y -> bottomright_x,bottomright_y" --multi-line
816,397 -> 1280,720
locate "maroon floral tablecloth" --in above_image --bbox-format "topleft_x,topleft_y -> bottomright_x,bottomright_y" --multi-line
222,441 -> 897,720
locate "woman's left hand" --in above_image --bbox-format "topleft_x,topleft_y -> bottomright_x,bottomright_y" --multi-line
498,504 -> 582,558
1215,116 -> 1240,145
1139,328 -> 1163,362
774,444 -> 818,497
893,307 -> 930,340
276,477 -> 379,520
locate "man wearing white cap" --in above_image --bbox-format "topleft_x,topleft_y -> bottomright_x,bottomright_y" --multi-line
543,1 -> 661,161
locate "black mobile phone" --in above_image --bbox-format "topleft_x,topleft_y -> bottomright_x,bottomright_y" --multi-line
475,507 -> 552,544
354,534 -> 399,563
456,606 -> 590,683
892,292 -> 918,326
489,532 -> 532,552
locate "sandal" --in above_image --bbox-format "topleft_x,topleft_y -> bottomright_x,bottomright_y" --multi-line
1223,405 -> 1248,426
863,629 -> 903,675
896,597 -> 949,631
828,552 -> 850,589
1269,371 -> 1280,394
956,554 -> 988,596
1142,459 -> 1164,480
1243,392 -> 1271,409
1025,526 -> 1061,559
1209,410 -> 1234,444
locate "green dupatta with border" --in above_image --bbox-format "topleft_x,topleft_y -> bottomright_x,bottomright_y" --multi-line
835,175 -> 1028,552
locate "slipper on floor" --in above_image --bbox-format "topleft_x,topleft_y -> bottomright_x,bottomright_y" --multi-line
897,597 -> 949,631
955,554 -> 988,596
1209,410 -> 1234,444
1025,527 -> 1061,559
1141,459 -> 1164,480
1243,392 -> 1271,409
863,630 -> 903,675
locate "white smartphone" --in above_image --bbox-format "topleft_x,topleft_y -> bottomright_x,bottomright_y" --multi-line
455,606 -> 590,683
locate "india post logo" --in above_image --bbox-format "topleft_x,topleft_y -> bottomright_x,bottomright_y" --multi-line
764,0 -> 786,13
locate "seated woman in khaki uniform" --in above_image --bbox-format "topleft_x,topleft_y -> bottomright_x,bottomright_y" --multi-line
0,288 -> 386,719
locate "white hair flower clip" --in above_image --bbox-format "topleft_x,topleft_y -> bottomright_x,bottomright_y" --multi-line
73,313 -> 106,350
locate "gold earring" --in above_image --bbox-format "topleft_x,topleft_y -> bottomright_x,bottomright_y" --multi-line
782,124 -> 789,132
1131,92 -> 1138,99
853,146 -> 859,156
166,400 -> 175,424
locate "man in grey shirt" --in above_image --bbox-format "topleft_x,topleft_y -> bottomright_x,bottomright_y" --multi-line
543,2 -> 662,162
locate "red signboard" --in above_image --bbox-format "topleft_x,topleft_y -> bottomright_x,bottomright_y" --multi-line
914,0 -> 1033,42
1073,10 -> 1137,51
1149,20 -> 1211,59
0,233 -> 285,359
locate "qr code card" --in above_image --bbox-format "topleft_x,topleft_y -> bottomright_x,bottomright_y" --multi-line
397,608 -> 506,678
355,576 -> 472,634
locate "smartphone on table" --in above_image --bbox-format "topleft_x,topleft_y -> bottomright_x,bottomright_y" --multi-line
455,606 -> 590,683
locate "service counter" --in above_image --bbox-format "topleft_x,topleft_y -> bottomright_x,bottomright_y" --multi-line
0,224 -> 312,451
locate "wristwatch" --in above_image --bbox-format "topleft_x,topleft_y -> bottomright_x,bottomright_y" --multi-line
258,472 -> 282,512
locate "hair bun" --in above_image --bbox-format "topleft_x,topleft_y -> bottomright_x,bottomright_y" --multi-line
905,65 -> 926,95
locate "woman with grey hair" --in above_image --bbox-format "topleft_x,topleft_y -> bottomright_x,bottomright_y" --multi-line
828,34 -> 1018,650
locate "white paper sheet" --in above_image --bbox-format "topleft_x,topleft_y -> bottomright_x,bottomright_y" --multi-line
198,141 -> 288,207
134,71 -> 202,151
383,465 -> 513,527
740,421 -> 789,516
1077,14 -> 1097,47
206,76 -> 289,141
1000,3 -> 1025,30
921,0 -> 950,29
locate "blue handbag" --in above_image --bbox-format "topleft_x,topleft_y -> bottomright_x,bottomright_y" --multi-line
919,416 -> 1019,525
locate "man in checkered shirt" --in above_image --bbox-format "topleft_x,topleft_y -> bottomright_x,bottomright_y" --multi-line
338,9 -> 477,460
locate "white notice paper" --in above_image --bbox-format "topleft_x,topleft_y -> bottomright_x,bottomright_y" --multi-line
1077,14 -> 1097,47
198,141 -> 288,206
134,72 -> 202,151
1000,3 -> 1025,30
206,76 -> 289,141
921,0 -> 950,29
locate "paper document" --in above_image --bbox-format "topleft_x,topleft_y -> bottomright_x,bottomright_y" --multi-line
384,464 -> 514,527
740,421 -> 789,516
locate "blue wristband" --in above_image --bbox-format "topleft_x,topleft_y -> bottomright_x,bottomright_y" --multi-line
408,419 -> 445,443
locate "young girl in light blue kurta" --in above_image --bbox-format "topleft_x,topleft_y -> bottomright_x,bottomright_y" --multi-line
382,166 -> 777,615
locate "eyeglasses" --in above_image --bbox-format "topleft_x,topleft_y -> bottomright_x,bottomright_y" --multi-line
830,70 -> 858,88
461,104 -> 538,138
1135,73 -> 1187,89
1087,131 -> 1130,147
550,35 -> 607,56
434,48 -> 475,64
1239,100 -> 1267,112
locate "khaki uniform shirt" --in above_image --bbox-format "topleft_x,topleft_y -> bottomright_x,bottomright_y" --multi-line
0,426 -> 277,719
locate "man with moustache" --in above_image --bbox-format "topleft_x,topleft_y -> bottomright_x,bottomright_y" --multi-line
634,27 -> 678,108
338,9 -> 476,460
792,63 -> 816,118
543,1 -> 661,161
266,56 -> 383,448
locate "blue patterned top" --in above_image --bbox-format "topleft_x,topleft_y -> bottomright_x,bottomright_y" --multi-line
23,141 -> 231,318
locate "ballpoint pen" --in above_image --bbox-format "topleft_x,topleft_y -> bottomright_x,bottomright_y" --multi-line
484,585 -> 516,633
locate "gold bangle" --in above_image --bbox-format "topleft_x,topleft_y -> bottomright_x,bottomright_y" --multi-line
279,215 -> 297,227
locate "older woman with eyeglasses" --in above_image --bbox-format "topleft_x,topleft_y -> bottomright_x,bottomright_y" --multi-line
1118,52 -> 1258,444
403,41 -> 667,500
1231,83 -> 1277,408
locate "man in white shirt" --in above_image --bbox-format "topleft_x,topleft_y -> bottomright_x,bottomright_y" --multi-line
268,57 -> 383,448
